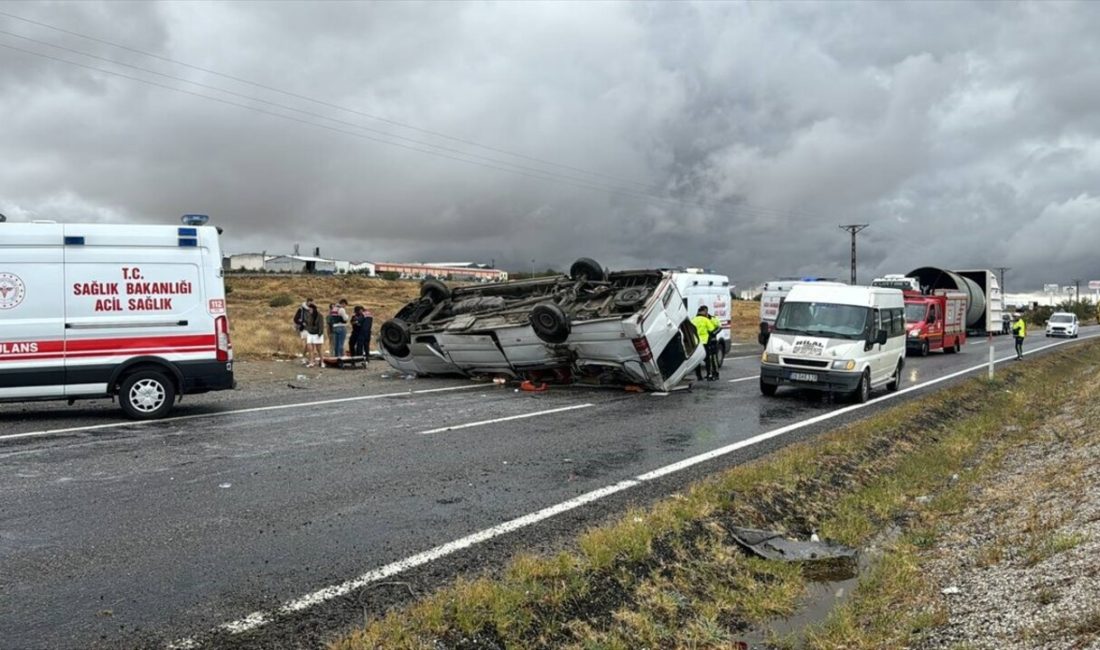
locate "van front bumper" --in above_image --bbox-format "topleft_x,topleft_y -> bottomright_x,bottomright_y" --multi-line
760,364 -> 862,393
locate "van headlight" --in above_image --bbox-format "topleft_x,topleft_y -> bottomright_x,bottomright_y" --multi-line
762,352 -> 779,364
831,359 -> 857,370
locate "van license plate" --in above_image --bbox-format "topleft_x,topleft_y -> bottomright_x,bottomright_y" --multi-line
789,372 -> 818,382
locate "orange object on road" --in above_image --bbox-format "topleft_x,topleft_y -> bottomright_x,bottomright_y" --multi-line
519,380 -> 548,392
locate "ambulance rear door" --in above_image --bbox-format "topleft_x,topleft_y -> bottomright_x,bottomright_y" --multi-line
0,223 -> 66,399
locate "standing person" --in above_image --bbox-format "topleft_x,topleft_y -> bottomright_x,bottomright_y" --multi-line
691,305 -> 719,381
303,301 -> 325,367
350,306 -> 367,358
293,297 -> 312,363
1012,312 -> 1027,360
329,299 -> 349,358
707,309 -> 722,380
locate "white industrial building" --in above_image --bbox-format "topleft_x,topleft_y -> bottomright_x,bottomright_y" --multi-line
225,253 -> 272,271
264,255 -> 338,274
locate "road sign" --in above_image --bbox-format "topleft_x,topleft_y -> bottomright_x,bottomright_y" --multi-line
1044,284 -> 1060,293
1089,280 -> 1100,290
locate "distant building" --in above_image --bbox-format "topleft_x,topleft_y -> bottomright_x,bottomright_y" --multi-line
264,255 -> 337,274
374,262 -> 508,282
226,253 -> 271,271
349,261 -> 376,275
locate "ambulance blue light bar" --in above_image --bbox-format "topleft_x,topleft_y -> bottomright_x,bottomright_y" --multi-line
181,214 -> 209,226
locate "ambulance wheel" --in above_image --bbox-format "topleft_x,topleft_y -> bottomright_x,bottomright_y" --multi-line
570,257 -> 606,282
919,340 -> 929,357
380,319 -> 412,357
887,361 -> 903,392
420,279 -> 450,304
119,370 -> 176,420
530,302 -> 571,343
852,369 -> 871,403
759,378 -> 777,397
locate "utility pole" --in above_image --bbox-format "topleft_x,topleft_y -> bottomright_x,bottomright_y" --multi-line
838,224 -> 869,284
1073,278 -> 1082,304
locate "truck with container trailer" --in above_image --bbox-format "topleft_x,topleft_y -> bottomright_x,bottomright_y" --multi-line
875,268 -> 1005,336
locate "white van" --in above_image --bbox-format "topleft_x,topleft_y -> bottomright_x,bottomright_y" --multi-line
0,217 -> 234,419
672,270 -> 732,365
759,284 -> 905,402
759,278 -> 844,335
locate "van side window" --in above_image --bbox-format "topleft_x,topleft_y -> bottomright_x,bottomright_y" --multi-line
891,308 -> 905,336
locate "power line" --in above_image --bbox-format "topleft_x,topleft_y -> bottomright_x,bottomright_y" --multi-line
0,22 -> 824,224
0,9 -> 661,193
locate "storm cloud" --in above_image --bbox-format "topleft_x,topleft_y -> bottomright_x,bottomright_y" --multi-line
2,1 -> 1099,290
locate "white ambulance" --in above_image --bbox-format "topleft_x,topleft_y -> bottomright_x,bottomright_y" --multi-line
0,216 -> 234,419
671,269 -> 732,366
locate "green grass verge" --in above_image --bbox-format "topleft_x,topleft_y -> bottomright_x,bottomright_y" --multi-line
332,342 -> 1100,650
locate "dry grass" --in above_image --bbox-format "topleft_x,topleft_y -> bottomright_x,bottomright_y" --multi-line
225,275 -> 420,359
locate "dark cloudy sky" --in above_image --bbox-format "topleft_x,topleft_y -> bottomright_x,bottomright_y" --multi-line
2,1 -> 1098,290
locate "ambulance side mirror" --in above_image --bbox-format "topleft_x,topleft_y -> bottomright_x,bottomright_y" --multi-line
758,322 -> 770,346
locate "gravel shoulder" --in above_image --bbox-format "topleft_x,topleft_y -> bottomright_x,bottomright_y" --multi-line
914,369 -> 1100,649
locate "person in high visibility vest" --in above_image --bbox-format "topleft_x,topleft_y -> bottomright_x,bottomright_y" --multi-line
691,305 -> 719,380
1011,313 -> 1027,360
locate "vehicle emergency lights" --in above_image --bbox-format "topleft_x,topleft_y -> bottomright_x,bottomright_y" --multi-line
181,214 -> 209,226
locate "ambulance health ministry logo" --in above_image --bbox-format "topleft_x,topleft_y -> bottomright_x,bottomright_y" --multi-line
0,273 -> 26,310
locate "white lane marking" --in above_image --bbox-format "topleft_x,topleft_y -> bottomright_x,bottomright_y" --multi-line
725,354 -> 759,361
0,385 -> 482,442
727,375 -> 759,383
171,332 -> 1098,644
418,403 -> 594,435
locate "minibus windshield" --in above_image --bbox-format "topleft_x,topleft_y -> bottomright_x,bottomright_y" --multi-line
774,301 -> 870,340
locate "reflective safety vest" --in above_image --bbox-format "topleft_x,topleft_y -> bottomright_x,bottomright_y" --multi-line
692,315 -> 717,345
1012,318 -> 1027,338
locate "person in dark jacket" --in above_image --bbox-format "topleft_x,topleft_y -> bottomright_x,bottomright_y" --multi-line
350,305 -> 374,359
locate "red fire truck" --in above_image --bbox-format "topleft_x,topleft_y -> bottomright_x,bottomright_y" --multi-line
903,290 -> 967,356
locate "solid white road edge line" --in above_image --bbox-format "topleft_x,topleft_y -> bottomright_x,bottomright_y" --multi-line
419,404 -> 594,435
0,385 -> 482,442
167,333 -> 1097,645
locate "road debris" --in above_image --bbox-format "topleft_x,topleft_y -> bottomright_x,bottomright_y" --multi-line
728,525 -> 859,563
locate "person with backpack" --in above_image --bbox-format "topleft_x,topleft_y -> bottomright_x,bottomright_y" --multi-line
293,297 -> 312,363
328,299 -> 350,358
350,305 -> 374,360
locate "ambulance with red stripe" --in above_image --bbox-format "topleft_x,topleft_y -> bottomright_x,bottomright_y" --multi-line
0,215 -> 234,419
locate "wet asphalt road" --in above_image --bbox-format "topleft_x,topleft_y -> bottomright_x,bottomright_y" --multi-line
1,330 -> 1097,649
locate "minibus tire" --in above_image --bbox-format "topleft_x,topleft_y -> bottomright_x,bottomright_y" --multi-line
569,257 -> 606,282
420,279 -> 451,304
759,378 -> 777,397
119,370 -> 176,420
530,303 -> 571,343
613,287 -> 646,310
853,369 -> 871,403
380,319 -> 412,357
886,361 -> 902,392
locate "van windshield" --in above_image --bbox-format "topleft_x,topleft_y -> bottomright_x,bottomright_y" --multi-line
774,301 -> 870,340
1050,314 -> 1074,323
904,304 -> 927,322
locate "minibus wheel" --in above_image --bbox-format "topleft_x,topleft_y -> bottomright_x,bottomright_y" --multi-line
569,257 -> 606,282
380,319 -> 412,357
119,370 -> 176,420
759,378 -> 777,397
853,369 -> 871,403
530,303 -> 571,343
420,279 -> 451,304
887,361 -> 903,392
